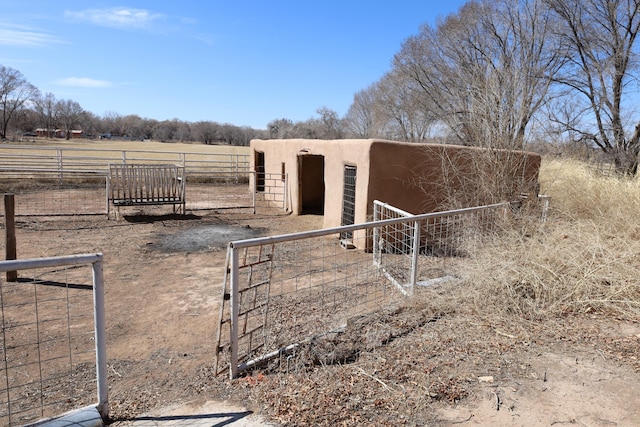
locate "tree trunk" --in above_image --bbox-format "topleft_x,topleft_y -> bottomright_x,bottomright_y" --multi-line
613,148 -> 639,175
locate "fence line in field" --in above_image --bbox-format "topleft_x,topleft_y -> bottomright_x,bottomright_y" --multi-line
0,144 -> 256,216
0,144 -> 250,178
0,254 -> 108,426
215,201 -> 513,379
0,172 -> 286,217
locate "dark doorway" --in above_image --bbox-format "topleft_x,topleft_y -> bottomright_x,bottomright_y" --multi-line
298,155 -> 325,214
255,151 -> 265,192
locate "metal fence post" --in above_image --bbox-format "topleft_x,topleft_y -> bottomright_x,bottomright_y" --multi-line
235,155 -> 239,183
251,171 -> 256,215
373,201 -> 380,267
57,149 -> 63,181
283,173 -> 288,212
410,219 -> 420,294
229,245 -> 240,379
92,257 -> 109,421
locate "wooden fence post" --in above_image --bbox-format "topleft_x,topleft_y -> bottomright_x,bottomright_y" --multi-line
4,194 -> 17,282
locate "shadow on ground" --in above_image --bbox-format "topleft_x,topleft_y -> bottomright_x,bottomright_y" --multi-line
110,410 -> 254,426
123,213 -> 201,223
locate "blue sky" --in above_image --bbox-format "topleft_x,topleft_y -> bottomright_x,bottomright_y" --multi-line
0,1 -> 467,129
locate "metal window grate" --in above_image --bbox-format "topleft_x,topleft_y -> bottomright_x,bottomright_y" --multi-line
340,165 -> 357,241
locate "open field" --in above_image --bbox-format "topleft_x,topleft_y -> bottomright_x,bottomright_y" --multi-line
2,138 -> 251,157
1,155 -> 640,426
0,140 -> 251,176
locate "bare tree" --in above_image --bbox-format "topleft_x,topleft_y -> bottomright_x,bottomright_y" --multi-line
174,120 -> 192,142
55,99 -> 84,139
267,118 -> 294,138
374,71 -> 436,142
119,114 -> 149,140
545,0 -> 640,174
153,119 -> 179,142
192,121 -> 217,144
0,65 -> 38,139
315,107 -> 344,139
33,92 -> 58,136
394,0 -> 562,149
78,111 -> 101,138
344,85 -> 377,138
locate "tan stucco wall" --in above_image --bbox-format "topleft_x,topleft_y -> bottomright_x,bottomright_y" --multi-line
250,139 -> 541,231
367,142 -> 541,215
251,138 -> 374,229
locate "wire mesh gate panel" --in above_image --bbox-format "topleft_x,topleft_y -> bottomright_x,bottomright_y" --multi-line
373,201 -> 511,295
215,225 -> 403,378
0,254 -> 108,426
253,172 -> 288,212
216,201 -> 513,378
373,201 -> 419,296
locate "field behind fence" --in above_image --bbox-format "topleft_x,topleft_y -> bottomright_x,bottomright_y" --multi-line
0,144 -> 287,216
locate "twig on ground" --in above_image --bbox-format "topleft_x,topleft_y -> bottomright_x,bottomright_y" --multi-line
109,365 -> 122,377
495,329 -> 517,339
450,414 -> 474,424
550,419 -> 577,425
354,367 -> 396,392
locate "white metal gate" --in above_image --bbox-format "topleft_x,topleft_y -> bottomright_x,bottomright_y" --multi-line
215,201 -> 514,378
0,254 -> 108,426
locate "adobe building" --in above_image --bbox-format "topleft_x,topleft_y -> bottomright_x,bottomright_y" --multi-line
250,138 -> 541,231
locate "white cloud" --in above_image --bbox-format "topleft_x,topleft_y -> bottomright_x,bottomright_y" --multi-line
55,77 -> 112,88
65,7 -> 163,30
0,23 -> 65,47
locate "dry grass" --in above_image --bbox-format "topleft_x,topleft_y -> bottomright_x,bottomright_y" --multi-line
456,157 -> 640,320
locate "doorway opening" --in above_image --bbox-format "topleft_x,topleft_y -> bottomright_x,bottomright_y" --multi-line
298,155 -> 325,215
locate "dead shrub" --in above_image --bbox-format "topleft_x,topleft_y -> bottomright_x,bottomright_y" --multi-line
416,145 -> 540,211
457,158 -> 640,320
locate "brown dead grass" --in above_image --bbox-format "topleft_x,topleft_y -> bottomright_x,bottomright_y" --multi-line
455,158 -> 640,321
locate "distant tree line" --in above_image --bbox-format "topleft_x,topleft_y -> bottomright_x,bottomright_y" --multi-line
0,67 -> 268,146
2,0 -> 640,172
0,63 -> 353,145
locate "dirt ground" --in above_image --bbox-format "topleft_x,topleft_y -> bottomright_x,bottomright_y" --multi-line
4,206 -> 640,426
